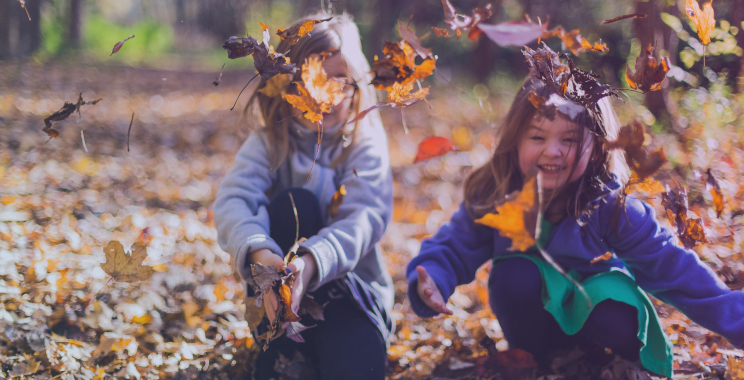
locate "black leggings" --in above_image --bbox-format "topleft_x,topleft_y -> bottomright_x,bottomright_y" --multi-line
252,188 -> 387,380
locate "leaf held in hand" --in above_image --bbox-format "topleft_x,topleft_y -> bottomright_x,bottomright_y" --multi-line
101,240 -> 153,283
278,283 -> 301,322
706,168 -> 725,218
414,136 -> 455,163
250,263 -> 282,306
476,178 -> 538,251
298,295 -> 325,321
625,44 -> 670,93
284,56 -> 346,122
276,17 -> 333,45
111,35 -> 135,56
685,0 -> 715,45
327,185 -> 347,218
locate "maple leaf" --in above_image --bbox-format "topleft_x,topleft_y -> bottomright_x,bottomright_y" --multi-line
624,172 -> 665,195
706,168 -> 725,218
475,177 -> 538,251
348,81 -> 430,125
540,26 -> 608,55
662,185 -> 707,249
431,27 -> 451,38
284,56 -> 345,123
439,0 -> 493,40
327,185 -> 347,218
110,35 -> 135,56
626,44 -> 670,93
398,20 -> 433,59
601,13 -> 647,24
604,120 -> 667,180
258,73 -> 293,98
478,20 -> 547,47
414,136 -> 455,163
43,93 -> 102,139
101,240 -> 153,283
371,41 -> 436,90
685,0 -> 715,45
276,17 -> 333,45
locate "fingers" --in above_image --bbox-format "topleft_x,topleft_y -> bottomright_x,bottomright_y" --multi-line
287,257 -> 305,275
416,265 -> 429,281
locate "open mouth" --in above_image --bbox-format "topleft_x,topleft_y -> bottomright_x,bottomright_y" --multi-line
538,165 -> 565,174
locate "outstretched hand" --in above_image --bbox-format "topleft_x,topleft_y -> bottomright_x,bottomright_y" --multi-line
416,266 -> 453,315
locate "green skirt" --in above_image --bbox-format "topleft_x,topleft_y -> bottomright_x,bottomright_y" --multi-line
493,254 -> 674,378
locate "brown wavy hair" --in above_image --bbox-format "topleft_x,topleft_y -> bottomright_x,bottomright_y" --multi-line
463,77 -> 628,223
242,12 -> 379,169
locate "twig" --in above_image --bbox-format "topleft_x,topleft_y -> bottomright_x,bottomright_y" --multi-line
436,70 -> 468,94
127,112 -> 134,152
534,172 -> 592,309
400,108 -> 409,134
81,130 -> 88,152
231,73 -> 260,111
289,192 -> 299,244
276,111 -> 308,124
306,121 -> 323,180
85,277 -> 114,309
213,63 -> 225,86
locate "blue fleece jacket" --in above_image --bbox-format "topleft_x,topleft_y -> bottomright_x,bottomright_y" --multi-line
407,181 -> 744,348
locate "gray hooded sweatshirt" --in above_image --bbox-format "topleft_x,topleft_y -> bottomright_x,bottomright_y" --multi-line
213,117 -> 394,333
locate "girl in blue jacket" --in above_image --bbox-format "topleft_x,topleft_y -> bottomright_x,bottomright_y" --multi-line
214,13 -> 393,380
407,73 -> 744,377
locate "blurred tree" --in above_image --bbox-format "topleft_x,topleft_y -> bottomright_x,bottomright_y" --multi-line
0,0 -> 42,58
733,0 -> 744,91
67,0 -> 82,48
197,0 -> 248,40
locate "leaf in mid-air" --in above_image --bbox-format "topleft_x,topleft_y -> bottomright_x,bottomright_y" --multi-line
348,81 -> 430,125
439,0 -> 493,40
625,44 -> 670,93
111,35 -> 135,56
540,26 -> 608,55
431,27 -> 452,37
685,0 -> 715,45
478,20 -> 547,47
398,20 -> 433,59
276,17 -> 333,45
101,240 -> 153,283
222,36 -> 297,81
258,21 -> 271,47
590,252 -> 613,265
43,93 -> 102,139
284,56 -> 346,122
371,41 -> 436,90
604,120 -> 667,180
624,172 -> 665,196
706,168 -> 725,218
662,185 -> 707,249
475,177 -> 538,252
414,136 -> 455,163
258,73 -> 293,98
601,13 -> 647,24
327,185 -> 347,218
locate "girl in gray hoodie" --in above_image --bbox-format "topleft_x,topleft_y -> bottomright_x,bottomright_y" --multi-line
213,13 -> 393,380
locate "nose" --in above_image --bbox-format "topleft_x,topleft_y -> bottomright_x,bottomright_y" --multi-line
542,138 -> 565,158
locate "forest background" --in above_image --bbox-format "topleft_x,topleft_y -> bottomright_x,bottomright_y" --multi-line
3,0 -> 744,379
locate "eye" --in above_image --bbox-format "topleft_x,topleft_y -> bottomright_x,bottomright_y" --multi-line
530,135 -> 544,141
564,137 -> 578,143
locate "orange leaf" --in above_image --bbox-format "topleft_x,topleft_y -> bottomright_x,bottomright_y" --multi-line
541,26 -> 608,55
590,252 -> 613,265
662,185 -> 707,249
327,185 -> 347,218
432,27 -> 451,37
685,0 -> 715,45
625,44 -> 670,93
276,17 -> 333,45
278,283 -> 300,322
398,20 -> 433,59
414,136 -> 455,163
439,0 -> 493,40
284,56 -> 346,122
625,172 -> 665,195
475,177 -> 537,251
706,168 -> 725,218
371,40 -> 437,90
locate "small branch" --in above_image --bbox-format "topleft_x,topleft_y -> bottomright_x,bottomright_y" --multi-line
276,111 -> 308,124
289,192 -> 299,244
127,112 -> 134,152
231,73 -> 260,111
81,130 -> 88,152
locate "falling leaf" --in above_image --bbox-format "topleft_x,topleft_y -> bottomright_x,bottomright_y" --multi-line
414,136 -> 455,163
431,27 -> 451,37
478,20 -> 547,47
604,120 -> 667,180
284,56 -> 346,122
327,185 -> 347,218
398,20 -> 433,59
276,17 -> 333,45
685,0 -> 715,45
626,44 -> 670,93
222,36 -> 296,81
258,73 -> 293,98
523,44 -> 571,96
43,93 -> 102,139
662,185 -> 707,249
110,35 -> 135,56
213,63 -> 225,86
349,81 -> 430,125
528,92 -> 585,121
259,21 -> 271,46
590,252 -> 613,265
541,26 -> 608,55
601,13 -> 647,24
371,40 -> 436,89
100,240 -> 153,283
706,168 -> 725,218
475,177 -> 537,251
439,0 -> 494,40
625,172 -> 665,195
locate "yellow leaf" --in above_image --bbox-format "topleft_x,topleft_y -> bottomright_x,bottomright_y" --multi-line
284,56 -> 345,122
327,185 -> 347,218
130,314 -> 153,324
685,0 -> 715,45
625,172 -> 665,195
182,303 -> 201,328
100,240 -> 153,283
276,17 -> 333,45
385,81 -> 429,106
258,73 -> 293,98
475,177 -> 537,251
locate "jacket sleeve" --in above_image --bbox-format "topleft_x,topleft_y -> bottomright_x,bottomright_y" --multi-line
213,133 -> 282,282
406,203 -> 497,317
298,122 -> 393,291
603,195 -> 744,348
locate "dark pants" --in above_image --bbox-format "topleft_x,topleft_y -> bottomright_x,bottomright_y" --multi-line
489,257 -> 642,364
252,188 -> 387,380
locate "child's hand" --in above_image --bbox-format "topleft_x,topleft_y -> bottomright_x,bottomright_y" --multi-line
416,266 -> 453,315
286,252 -> 317,316
248,249 -> 285,322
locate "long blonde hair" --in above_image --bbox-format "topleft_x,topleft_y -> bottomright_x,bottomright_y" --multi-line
464,77 -> 629,222
243,12 -> 379,169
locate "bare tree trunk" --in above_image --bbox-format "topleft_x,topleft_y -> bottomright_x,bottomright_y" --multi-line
15,0 -> 41,57
732,0 -> 744,92
373,0 -> 403,55
68,0 -> 82,48
0,0 -> 11,59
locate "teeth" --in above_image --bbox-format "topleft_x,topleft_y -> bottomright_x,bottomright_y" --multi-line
539,165 -> 562,173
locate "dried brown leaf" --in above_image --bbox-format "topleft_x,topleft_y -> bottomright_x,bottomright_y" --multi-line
101,240 -> 153,283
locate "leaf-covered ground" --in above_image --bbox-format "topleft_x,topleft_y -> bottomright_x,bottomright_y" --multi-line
1,61 -> 744,379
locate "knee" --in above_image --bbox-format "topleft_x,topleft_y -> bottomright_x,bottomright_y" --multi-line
489,257 -> 543,303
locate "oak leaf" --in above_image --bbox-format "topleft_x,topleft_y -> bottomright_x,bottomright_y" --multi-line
475,177 -> 537,251
371,41 -> 436,89
284,56 -> 345,122
101,240 -> 153,283
685,0 -> 715,45
626,45 -> 670,93
706,168 -> 725,218
414,136 -> 455,163
327,185 -> 347,218
604,120 -> 667,180
276,17 -> 333,45
111,35 -> 134,56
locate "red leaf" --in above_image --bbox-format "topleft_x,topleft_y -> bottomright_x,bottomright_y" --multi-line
414,137 -> 455,163
111,35 -> 135,56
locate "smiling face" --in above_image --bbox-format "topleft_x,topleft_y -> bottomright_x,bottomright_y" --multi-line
292,53 -> 356,130
517,116 -> 595,190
